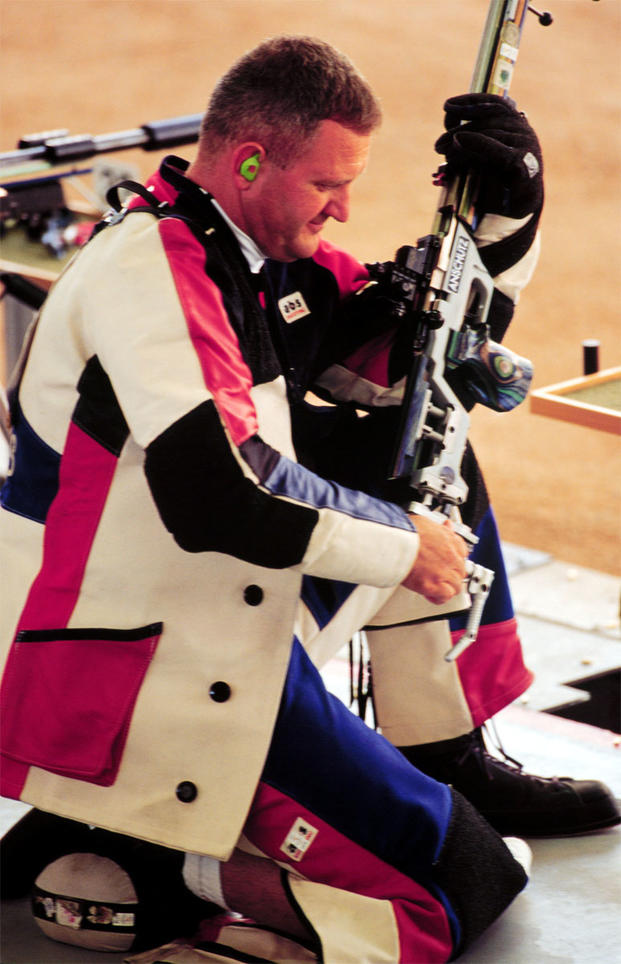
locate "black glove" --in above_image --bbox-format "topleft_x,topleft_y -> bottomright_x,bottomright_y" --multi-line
435,93 -> 543,220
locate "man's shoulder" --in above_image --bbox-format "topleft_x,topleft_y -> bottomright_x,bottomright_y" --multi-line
267,240 -> 368,298
312,238 -> 369,296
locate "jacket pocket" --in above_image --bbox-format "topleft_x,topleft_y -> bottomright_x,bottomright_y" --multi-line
0,622 -> 162,786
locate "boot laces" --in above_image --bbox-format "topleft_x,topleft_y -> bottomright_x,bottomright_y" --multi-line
460,721 -> 562,789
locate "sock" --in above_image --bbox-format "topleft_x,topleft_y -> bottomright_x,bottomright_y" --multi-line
182,852 -> 229,909
503,837 -> 533,877
399,729 -> 477,761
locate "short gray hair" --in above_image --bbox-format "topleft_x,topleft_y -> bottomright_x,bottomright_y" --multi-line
200,36 -> 382,165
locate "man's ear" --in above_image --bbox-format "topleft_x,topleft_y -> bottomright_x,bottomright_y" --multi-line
233,144 -> 265,187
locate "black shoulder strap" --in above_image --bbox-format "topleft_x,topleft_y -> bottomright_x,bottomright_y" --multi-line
106,179 -> 166,213
98,179 -> 215,241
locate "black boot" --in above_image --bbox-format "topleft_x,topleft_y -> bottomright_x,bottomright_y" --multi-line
399,727 -> 621,837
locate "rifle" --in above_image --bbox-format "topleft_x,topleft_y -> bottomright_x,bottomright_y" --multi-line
368,1 -> 552,660
0,115 -> 202,256
0,114 -> 202,172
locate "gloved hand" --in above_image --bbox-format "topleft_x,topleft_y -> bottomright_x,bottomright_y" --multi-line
434,93 -> 543,220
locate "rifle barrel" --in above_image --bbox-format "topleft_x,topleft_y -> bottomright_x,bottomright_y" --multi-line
0,114 -> 202,170
441,0 -> 533,226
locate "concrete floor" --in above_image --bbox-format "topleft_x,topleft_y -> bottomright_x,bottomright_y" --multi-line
1,547 -> 620,963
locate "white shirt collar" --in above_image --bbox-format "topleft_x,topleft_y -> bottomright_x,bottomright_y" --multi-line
210,197 -> 265,274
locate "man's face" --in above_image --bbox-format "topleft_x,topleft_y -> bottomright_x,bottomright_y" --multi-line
241,119 -> 371,261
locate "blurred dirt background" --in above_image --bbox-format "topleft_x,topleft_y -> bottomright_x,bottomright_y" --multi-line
1,0 -> 619,575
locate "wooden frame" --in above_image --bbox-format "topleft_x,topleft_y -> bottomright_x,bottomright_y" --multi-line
530,366 -> 621,435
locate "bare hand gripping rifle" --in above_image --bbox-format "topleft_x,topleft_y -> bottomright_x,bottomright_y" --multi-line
368,1 -> 552,660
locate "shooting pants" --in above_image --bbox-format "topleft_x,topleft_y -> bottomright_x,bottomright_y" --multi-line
303,504 -> 533,746
178,510 -> 530,962
292,398 -> 533,744
236,636 -> 526,963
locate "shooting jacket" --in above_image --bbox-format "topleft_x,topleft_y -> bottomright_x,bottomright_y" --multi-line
0,156 -> 422,858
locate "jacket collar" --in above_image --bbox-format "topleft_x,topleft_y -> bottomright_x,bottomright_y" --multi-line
156,155 -> 265,274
